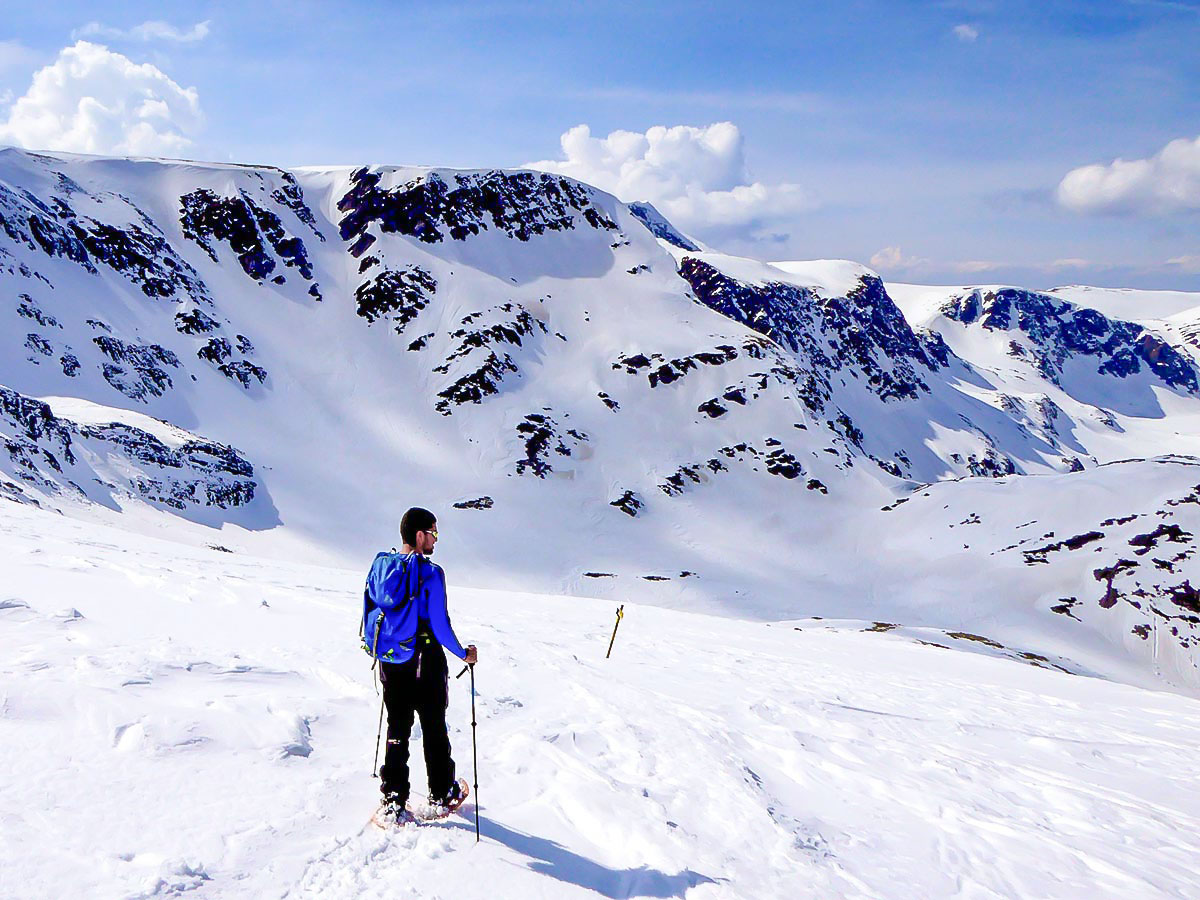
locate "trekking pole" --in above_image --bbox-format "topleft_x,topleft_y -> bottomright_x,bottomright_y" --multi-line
606,604 -> 625,659
456,661 -> 481,843
372,693 -> 385,776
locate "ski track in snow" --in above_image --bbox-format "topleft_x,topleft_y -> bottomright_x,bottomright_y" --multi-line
2,502 -> 1200,899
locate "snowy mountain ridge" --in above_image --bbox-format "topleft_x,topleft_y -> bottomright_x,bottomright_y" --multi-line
2,147 -> 1200,693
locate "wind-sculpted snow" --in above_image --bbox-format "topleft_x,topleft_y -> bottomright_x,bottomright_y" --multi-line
3,148 -> 1200,697
877,457 -> 1200,684
942,288 -> 1199,393
0,385 -> 265,523
5,506 -> 1200,899
336,167 -> 618,250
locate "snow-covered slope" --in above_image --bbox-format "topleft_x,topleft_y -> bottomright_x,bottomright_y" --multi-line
4,501 -> 1199,899
2,147 -> 1200,691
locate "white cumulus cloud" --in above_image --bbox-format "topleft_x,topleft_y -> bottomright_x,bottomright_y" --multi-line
0,41 -> 202,157
1056,134 -> 1200,215
526,122 -> 812,238
953,24 -> 980,42
869,246 -> 927,270
74,20 -> 212,43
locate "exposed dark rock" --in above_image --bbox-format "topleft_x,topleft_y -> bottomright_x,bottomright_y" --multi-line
435,303 -> 546,414
355,265 -> 437,330
514,412 -> 587,477
1128,523 -> 1193,556
198,337 -> 232,364
1024,531 -> 1105,564
1094,559 -> 1139,608
217,361 -> 268,388
25,333 -> 52,357
180,188 -> 314,282
1167,581 -> 1200,614
610,490 -> 643,517
16,295 -> 60,328
337,169 -> 617,247
628,201 -> 700,251
1051,597 -> 1081,620
947,631 -> 1005,649
1,384 -> 256,513
71,215 -> 209,301
453,496 -> 494,510
598,391 -> 619,411
942,288 -> 1199,392
1102,514 -> 1139,526
93,336 -> 180,401
764,444 -> 803,479
175,308 -> 220,335
59,354 -> 80,377
270,171 -> 324,239
964,449 -> 1016,478
679,258 -> 944,411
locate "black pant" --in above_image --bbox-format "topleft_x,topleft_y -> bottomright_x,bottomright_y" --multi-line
378,634 -> 455,803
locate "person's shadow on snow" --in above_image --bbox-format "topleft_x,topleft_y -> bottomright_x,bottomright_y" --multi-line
446,815 -> 721,898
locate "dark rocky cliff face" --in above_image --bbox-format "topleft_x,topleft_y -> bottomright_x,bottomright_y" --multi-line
942,288 -> 1199,393
336,168 -> 618,252
679,258 -> 948,410
0,385 -> 258,514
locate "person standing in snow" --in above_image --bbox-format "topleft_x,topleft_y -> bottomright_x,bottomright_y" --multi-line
362,506 -> 477,824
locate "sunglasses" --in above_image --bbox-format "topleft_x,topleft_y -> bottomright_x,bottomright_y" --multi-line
423,529 -> 439,539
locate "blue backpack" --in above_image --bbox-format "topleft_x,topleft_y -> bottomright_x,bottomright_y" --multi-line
361,550 -> 423,665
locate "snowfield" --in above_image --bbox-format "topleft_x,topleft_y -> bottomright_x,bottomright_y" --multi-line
3,501 -> 1200,900
4,146 -> 1200,897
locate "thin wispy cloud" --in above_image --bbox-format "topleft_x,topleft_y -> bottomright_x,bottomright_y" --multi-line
1167,254 -> 1200,273
953,24 -> 980,42
73,20 -> 212,43
574,86 -> 826,114
0,40 -> 41,71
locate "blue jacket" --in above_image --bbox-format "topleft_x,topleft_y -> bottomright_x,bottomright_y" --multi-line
362,551 -> 468,664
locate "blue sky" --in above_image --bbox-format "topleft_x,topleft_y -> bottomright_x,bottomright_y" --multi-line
2,0 -> 1198,291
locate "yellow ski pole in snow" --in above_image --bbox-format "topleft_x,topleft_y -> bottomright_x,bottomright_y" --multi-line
606,604 -> 625,659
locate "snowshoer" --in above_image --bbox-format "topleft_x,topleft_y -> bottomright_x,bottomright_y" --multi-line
362,506 -> 477,825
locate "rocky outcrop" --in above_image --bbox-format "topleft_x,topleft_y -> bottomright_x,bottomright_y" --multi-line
941,288 -> 1199,392
336,168 -> 618,249
679,258 -> 946,408
0,385 -> 258,514
180,189 -> 316,284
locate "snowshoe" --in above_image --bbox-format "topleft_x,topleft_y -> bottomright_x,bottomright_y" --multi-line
426,778 -> 470,819
371,797 -> 417,829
